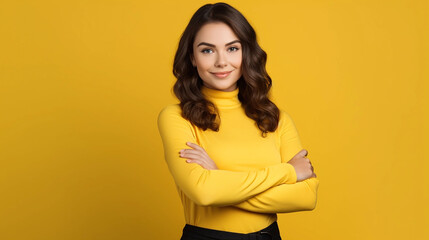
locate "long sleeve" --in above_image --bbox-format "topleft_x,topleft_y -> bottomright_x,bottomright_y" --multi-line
157,105 -> 298,207
233,178 -> 319,213
233,110 -> 319,213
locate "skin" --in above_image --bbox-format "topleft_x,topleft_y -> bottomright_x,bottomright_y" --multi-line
181,22 -> 317,181
181,142 -> 317,181
190,22 -> 242,92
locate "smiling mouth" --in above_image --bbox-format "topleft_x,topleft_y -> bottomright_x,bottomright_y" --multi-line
211,70 -> 233,78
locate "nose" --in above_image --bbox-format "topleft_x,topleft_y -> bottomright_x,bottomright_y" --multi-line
215,51 -> 227,68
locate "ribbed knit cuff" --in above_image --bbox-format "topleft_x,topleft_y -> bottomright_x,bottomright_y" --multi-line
284,163 -> 297,184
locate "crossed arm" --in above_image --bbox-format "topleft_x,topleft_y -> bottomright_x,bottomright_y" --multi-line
231,110 -> 319,213
181,141 -> 319,214
157,105 -> 319,212
232,134 -> 319,213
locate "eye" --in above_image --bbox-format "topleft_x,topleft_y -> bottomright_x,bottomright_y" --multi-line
228,46 -> 239,52
201,48 -> 213,54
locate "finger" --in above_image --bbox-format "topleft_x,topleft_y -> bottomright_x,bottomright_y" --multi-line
302,149 -> 308,157
296,149 -> 308,158
180,150 -> 208,161
180,149 -> 201,155
186,159 -> 208,169
186,142 -> 203,150
185,156 -> 211,168
185,159 -> 203,164
180,152 -> 204,160
186,142 -> 210,157
180,149 -> 202,158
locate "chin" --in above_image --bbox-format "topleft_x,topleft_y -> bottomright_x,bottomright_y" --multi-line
212,84 -> 237,91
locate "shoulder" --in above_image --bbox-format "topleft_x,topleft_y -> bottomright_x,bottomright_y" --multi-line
158,104 -> 181,118
157,104 -> 183,124
277,109 -> 297,131
278,109 -> 294,125
157,104 -> 193,128
157,104 -> 197,139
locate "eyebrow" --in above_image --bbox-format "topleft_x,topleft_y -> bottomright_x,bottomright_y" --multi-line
197,40 -> 241,47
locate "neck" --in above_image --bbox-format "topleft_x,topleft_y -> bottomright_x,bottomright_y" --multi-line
201,85 -> 241,109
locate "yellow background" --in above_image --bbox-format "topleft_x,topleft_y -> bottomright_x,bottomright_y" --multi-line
1,0 -> 428,239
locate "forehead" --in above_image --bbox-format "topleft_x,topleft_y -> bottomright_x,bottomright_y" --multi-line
194,22 -> 239,46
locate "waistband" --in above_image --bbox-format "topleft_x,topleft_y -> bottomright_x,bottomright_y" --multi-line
181,221 -> 281,240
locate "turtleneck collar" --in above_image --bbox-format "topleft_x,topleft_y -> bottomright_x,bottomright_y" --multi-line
201,85 -> 241,109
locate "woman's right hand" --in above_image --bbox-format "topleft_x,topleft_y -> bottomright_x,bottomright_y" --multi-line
287,149 -> 317,182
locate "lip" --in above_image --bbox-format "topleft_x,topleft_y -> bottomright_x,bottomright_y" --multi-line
211,70 -> 233,78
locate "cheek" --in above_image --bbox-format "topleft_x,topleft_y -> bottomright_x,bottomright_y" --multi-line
231,54 -> 242,67
195,55 -> 213,70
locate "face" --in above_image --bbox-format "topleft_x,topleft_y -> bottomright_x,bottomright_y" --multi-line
191,22 -> 242,92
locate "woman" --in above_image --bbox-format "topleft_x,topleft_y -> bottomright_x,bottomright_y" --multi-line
157,2 -> 319,240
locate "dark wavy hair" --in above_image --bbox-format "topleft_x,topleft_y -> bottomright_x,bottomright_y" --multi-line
173,2 -> 280,137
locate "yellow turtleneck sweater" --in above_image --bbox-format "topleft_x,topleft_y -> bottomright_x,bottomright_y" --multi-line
157,86 -> 319,233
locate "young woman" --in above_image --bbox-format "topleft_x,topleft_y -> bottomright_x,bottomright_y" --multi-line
157,2 -> 319,240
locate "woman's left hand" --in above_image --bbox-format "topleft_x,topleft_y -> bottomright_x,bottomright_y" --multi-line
180,142 -> 218,170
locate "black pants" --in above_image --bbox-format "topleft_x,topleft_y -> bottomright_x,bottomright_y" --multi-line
180,221 -> 282,240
